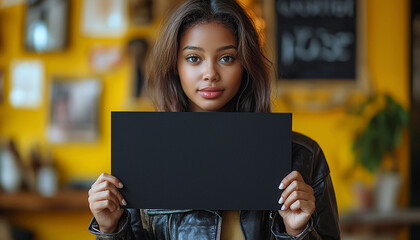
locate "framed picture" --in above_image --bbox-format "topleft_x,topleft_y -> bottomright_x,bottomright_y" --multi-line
152,0 -> 185,20
25,0 -> 69,52
48,78 -> 102,143
89,46 -> 123,72
81,0 -> 128,37
129,0 -> 153,26
263,0 -> 370,111
128,39 -> 149,100
1,0 -> 26,8
10,60 -> 44,108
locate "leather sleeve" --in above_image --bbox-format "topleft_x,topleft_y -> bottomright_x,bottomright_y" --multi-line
270,174 -> 340,240
270,133 -> 341,239
270,211 -> 321,239
309,141 -> 340,239
88,209 -> 152,240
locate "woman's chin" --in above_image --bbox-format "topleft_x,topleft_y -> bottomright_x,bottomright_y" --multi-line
190,103 -> 226,112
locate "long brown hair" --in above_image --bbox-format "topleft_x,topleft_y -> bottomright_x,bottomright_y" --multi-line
146,0 -> 271,112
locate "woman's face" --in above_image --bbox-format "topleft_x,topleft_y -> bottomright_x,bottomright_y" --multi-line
177,22 -> 243,112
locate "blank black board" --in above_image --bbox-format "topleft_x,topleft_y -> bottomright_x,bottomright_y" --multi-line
111,112 -> 292,210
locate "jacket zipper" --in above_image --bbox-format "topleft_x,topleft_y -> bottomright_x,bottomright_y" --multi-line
201,209 -> 222,240
167,214 -> 173,240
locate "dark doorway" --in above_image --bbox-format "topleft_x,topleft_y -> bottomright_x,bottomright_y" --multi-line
411,0 -> 420,239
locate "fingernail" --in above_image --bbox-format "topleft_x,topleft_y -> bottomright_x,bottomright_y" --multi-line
281,205 -> 286,211
122,199 -> 127,206
278,197 -> 284,204
279,183 -> 284,190
118,182 -> 124,188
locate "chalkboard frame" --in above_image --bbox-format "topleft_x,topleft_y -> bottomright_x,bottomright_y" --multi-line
263,0 -> 370,111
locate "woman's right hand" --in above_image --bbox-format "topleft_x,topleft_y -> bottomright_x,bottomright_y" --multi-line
88,173 -> 126,233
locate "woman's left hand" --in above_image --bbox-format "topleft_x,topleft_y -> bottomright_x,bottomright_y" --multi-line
278,171 -> 316,236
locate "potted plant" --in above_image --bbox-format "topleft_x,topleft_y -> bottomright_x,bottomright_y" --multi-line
352,93 -> 409,211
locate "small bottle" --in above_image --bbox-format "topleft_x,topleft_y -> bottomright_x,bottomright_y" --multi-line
37,153 -> 58,197
27,145 -> 42,192
0,141 -> 22,193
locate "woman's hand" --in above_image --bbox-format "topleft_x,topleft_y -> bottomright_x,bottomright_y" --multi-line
88,173 -> 126,233
278,171 -> 315,236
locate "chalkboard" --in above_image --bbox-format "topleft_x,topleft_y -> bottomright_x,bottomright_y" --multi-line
275,0 -> 357,80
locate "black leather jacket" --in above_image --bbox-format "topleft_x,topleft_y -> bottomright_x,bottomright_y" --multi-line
89,132 -> 340,239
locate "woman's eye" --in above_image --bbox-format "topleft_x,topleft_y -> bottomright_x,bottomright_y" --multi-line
186,56 -> 200,63
220,56 -> 234,63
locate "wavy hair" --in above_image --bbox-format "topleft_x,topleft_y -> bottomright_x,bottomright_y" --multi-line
146,0 -> 271,112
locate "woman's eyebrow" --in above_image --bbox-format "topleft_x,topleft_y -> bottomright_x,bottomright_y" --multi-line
182,46 -> 204,52
182,45 -> 237,52
216,45 -> 236,52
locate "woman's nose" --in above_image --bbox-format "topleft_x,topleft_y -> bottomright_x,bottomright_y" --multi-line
203,62 -> 219,81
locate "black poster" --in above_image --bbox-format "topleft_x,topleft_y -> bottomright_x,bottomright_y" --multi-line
276,0 -> 357,80
111,112 -> 292,210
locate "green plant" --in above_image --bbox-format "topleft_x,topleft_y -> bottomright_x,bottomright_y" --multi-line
352,94 -> 409,172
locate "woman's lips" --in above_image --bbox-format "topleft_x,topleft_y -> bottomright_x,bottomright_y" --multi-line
198,87 -> 224,99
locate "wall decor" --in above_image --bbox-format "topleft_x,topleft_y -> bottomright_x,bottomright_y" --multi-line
48,78 -> 102,143
89,46 -> 123,72
128,39 -> 149,99
1,0 -> 25,8
9,60 -> 44,108
130,0 -> 153,26
81,0 -> 128,37
25,0 -> 68,52
264,0 -> 370,111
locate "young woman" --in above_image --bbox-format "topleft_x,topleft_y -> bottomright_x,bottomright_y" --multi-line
88,0 -> 340,239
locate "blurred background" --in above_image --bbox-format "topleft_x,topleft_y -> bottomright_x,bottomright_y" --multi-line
0,0 -> 418,239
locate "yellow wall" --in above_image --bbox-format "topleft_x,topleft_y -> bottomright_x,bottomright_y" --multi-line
0,0 -> 410,239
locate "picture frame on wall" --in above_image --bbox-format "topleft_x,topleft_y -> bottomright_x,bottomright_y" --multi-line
81,0 -> 128,37
10,60 -> 44,109
89,45 -> 123,73
128,38 -> 149,100
129,0 -> 153,26
1,0 -> 26,8
263,0 -> 370,111
25,0 -> 69,52
48,78 -> 102,143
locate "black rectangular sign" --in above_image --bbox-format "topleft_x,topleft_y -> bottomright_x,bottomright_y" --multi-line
112,112 -> 292,210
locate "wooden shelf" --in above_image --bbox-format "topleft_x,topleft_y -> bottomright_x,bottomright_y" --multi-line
340,208 -> 420,233
0,190 -> 89,212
